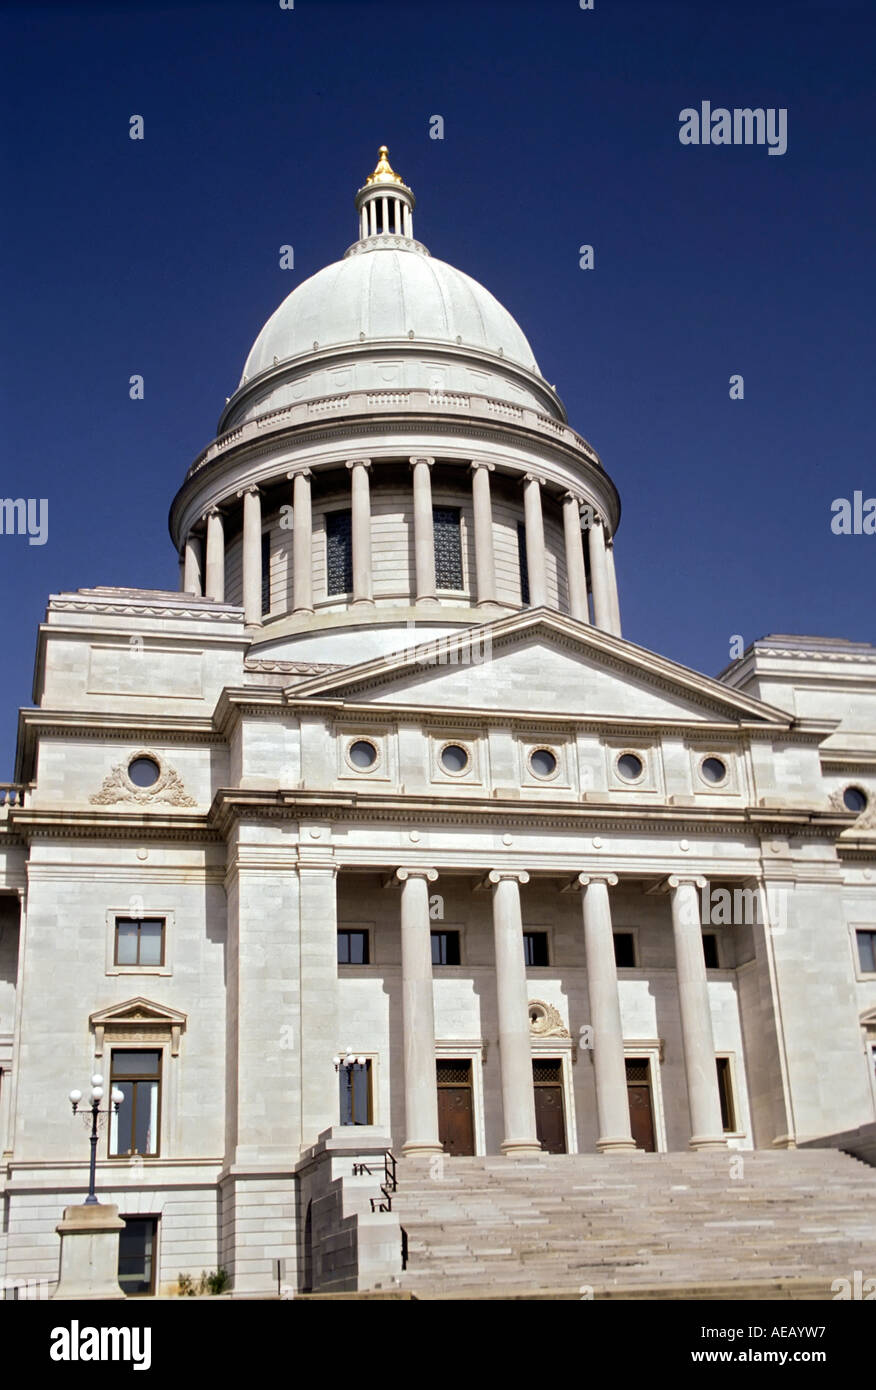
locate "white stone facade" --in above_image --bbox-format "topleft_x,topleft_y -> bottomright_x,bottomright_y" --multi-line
1,150 -> 874,1296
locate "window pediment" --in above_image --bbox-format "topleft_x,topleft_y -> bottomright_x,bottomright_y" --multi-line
90,996 -> 187,1056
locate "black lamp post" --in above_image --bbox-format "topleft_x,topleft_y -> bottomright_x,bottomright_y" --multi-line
68,1074 -> 124,1205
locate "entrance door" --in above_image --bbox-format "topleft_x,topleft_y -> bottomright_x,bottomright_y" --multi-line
436,1059 -> 475,1155
533,1059 -> 567,1153
626,1058 -> 656,1151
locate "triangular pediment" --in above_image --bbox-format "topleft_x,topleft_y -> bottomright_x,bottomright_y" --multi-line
287,610 -> 791,727
90,997 -> 187,1028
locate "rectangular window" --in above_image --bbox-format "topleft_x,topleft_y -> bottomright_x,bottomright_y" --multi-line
433,507 -> 463,589
856,929 -> 876,974
613,932 -> 636,968
702,933 -> 720,969
118,1217 -> 157,1296
523,931 -> 549,966
517,521 -> 530,606
716,1057 -> 736,1132
337,929 -> 370,965
114,918 -> 165,967
110,1050 -> 161,1157
431,930 -> 461,965
261,532 -> 271,615
339,1060 -> 372,1125
326,509 -> 353,596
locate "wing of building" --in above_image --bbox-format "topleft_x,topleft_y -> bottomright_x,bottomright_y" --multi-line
1,148 -> 874,1298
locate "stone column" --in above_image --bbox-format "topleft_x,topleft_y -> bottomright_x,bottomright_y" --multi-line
522,475 -> 548,608
588,515 -> 613,633
290,468 -> 313,613
410,456 -> 438,605
668,875 -> 727,1150
240,486 -> 263,626
578,874 -> 636,1151
183,533 -> 203,596
488,870 -> 541,1156
563,493 -> 590,623
471,461 -> 497,607
605,536 -> 622,636
396,869 -> 442,1156
205,507 -> 225,602
346,459 -> 374,606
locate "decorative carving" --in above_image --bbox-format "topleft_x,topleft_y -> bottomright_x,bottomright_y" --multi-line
90,752 -> 196,807
829,787 -> 876,829
528,999 -> 570,1038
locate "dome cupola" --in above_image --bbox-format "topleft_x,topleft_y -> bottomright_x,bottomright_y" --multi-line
169,146 -> 622,666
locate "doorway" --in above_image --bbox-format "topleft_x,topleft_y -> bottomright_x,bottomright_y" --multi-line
626,1058 -> 656,1151
533,1058 -> 567,1153
436,1059 -> 475,1155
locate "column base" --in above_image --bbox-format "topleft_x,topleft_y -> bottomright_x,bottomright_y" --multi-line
688,1135 -> 729,1151
401,1140 -> 444,1158
500,1139 -> 544,1158
596,1136 -> 639,1153
414,596 -> 440,607
351,598 -> 375,608
292,605 -> 315,616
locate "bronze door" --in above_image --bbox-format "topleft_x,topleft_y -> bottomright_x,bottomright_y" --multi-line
436,1060 -> 475,1155
533,1059 -> 567,1153
626,1058 -> 656,1152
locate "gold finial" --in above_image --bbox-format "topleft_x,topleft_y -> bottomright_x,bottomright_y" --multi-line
366,144 -> 404,186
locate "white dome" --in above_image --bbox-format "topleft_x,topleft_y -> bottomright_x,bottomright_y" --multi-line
241,244 -> 541,382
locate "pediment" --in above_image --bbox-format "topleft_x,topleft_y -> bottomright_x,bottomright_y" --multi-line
90,996 -> 187,1027
90,997 -> 187,1057
287,611 -> 790,727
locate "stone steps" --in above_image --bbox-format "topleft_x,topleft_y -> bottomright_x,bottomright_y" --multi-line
387,1150 -> 876,1296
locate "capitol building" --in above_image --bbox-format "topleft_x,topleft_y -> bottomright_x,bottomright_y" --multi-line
0,149 -> 874,1298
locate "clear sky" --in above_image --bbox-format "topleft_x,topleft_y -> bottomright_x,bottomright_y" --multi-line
1,0 -> 874,775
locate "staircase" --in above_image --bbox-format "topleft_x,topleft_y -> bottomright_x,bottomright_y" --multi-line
389,1150 -> 876,1299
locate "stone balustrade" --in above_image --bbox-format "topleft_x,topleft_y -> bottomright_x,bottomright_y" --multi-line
186,388 -> 604,481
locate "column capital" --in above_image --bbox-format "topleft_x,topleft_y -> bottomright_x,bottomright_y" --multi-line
563,490 -> 584,507
470,459 -> 495,473
409,455 -> 435,468
236,484 -> 261,500
204,505 -> 223,521
395,867 -> 438,884
577,872 -> 618,888
286,467 -> 312,481
667,873 -> 708,890
487,869 -> 530,885
523,472 -> 545,487
346,457 -> 372,471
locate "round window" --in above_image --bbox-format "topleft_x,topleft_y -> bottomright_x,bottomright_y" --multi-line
440,744 -> 470,774
616,752 -> 644,782
529,748 -> 557,779
348,739 -> 377,770
128,756 -> 160,788
843,786 -> 868,814
701,756 -> 727,785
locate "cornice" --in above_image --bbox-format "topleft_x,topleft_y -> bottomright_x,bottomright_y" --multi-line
207,786 -> 849,841
8,809 -> 220,843
47,594 -> 243,624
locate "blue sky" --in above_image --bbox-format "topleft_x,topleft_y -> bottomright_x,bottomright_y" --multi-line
1,0 -> 874,773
